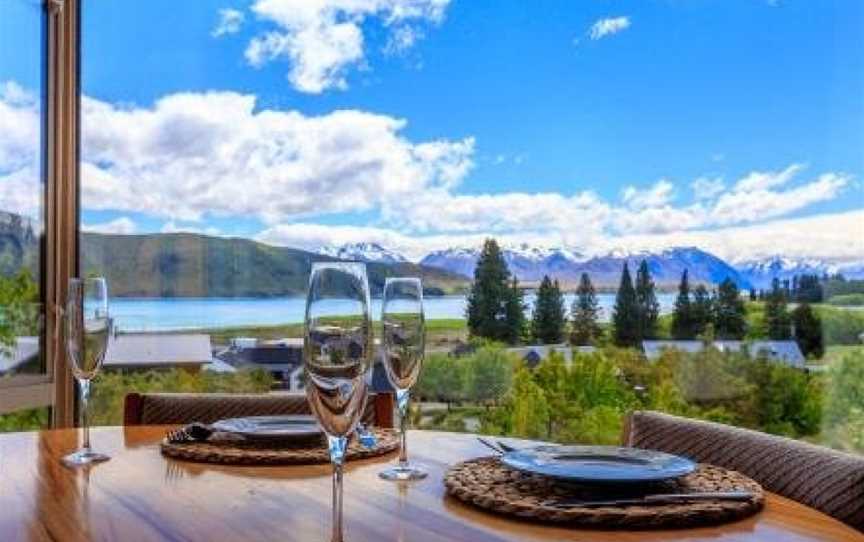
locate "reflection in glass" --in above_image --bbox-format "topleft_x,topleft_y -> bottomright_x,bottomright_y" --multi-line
62,277 -> 112,467
379,277 -> 427,481
304,262 -> 373,542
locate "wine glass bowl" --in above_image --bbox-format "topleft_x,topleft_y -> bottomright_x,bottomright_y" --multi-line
304,262 -> 373,542
379,277 -> 428,482
62,277 -> 112,468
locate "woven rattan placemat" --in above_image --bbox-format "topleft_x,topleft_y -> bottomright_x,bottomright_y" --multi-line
160,428 -> 398,465
444,457 -> 764,529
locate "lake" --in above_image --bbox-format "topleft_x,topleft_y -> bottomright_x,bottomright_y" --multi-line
111,293 -> 677,332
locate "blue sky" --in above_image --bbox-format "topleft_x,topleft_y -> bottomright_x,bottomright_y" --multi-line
2,0 -> 863,263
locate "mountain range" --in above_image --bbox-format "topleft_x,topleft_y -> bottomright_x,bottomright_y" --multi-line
324,241 -> 864,290
735,256 -> 864,289
419,245 -> 752,289
0,211 -> 467,297
317,242 -> 407,264
3,209 -> 861,296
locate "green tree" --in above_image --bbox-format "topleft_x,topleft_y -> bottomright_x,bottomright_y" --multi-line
792,303 -> 824,359
532,350 -> 577,437
635,260 -> 660,340
414,353 -> 466,408
0,270 -> 40,359
765,277 -> 792,340
612,263 -> 639,347
671,269 -> 695,339
691,284 -> 713,337
531,275 -> 566,344
503,277 -> 526,344
714,278 -> 747,339
466,239 -> 521,343
509,368 -> 550,439
464,345 -> 514,407
570,273 -> 602,346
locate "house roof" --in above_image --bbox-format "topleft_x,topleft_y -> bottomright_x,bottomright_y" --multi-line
0,336 -> 39,375
641,340 -> 806,367
105,333 -> 212,367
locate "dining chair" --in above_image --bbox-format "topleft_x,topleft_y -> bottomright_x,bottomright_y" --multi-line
621,410 -> 864,532
124,391 -> 394,428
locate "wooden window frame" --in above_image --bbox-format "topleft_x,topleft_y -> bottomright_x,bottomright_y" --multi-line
0,0 -> 79,428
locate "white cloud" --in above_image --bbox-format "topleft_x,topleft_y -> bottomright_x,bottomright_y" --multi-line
622,179 -> 675,209
76,89 -> 473,224
213,8 -> 245,37
1,81 -> 857,266
83,217 -> 138,235
160,221 -> 222,236
245,0 -> 451,93
711,169 -> 848,225
384,25 -> 421,56
691,176 -> 725,200
383,189 -> 612,234
0,82 -> 41,219
258,210 -> 864,266
734,163 -> 803,192
588,17 -> 631,41
614,210 -> 864,266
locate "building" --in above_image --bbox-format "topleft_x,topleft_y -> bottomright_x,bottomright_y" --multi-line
217,337 -> 304,390
105,333 -> 214,372
506,344 -> 598,368
641,340 -> 806,369
0,336 -> 40,376
218,337 -> 395,392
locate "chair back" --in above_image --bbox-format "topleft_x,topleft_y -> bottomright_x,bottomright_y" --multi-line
124,392 -> 393,427
622,410 -> 864,532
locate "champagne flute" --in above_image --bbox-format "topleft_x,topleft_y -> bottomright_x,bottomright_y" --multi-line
304,262 -> 373,542
62,277 -> 112,467
378,277 -> 427,481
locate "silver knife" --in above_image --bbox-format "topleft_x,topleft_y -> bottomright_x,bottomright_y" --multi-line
546,491 -> 754,508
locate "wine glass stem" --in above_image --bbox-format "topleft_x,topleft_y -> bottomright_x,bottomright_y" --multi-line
397,388 -> 409,467
79,378 -> 91,451
328,435 -> 347,542
332,462 -> 344,542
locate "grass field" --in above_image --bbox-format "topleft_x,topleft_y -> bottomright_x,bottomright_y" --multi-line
821,345 -> 864,366
196,318 -> 469,349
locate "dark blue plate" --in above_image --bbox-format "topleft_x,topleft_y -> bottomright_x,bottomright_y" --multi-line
501,445 -> 695,484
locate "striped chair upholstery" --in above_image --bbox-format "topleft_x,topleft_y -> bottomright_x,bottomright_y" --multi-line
622,410 -> 864,532
124,392 -> 394,428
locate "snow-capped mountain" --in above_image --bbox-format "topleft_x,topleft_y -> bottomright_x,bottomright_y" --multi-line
420,245 -> 750,289
318,242 -> 407,264
736,256 -> 864,288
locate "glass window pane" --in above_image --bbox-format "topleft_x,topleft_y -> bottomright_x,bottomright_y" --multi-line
80,0 -> 863,457
0,0 -> 45,382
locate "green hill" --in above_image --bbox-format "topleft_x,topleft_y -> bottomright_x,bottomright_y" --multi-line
80,232 -> 468,298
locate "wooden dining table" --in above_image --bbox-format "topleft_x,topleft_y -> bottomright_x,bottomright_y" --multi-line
1,426 -> 861,542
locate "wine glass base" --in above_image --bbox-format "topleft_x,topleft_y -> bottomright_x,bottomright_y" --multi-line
378,463 -> 428,481
61,449 -> 110,468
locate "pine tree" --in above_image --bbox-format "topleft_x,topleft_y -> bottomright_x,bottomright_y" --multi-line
765,277 -> 792,340
570,273 -> 602,345
671,269 -> 695,339
635,260 -> 660,340
692,284 -> 713,336
531,275 -> 566,344
749,288 -> 757,302
466,239 -> 520,343
792,302 -> 824,358
612,263 -> 639,347
714,278 -> 747,339
503,277 -> 526,344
